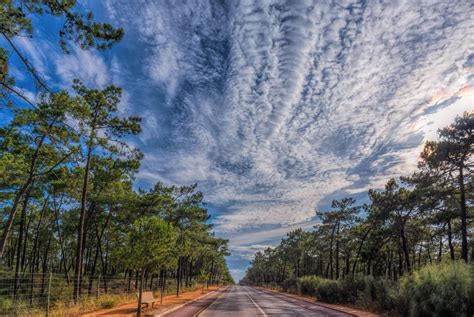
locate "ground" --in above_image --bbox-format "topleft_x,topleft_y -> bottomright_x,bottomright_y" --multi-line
81,286 -> 219,317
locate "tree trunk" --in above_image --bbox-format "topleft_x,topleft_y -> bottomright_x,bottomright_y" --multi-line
398,249 -> 403,277
344,251 -> 350,277
127,270 -> 132,294
14,189 -> 31,298
352,227 -> 371,280
447,219 -> 455,260
400,224 -> 411,272
137,269 -> 145,317
40,235 -> 52,295
53,194 -> 70,284
88,215 -> 110,295
176,256 -> 182,296
459,166 -> 468,262
438,234 -> 443,262
0,134 -> 46,262
21,207 -> 34,271
74,136 -> 94,302
329,223 -> 337,279
335,223 -> 340,279
29,198 -> 47,305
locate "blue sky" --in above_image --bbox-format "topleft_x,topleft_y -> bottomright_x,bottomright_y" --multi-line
3,0 -> 474,281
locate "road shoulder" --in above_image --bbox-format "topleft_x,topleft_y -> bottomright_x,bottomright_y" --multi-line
156,286 -> 228,317
258,287 -> 380,317
81,286 -> 221,317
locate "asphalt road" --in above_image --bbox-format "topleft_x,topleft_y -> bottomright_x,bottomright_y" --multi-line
166,285 -> 354,317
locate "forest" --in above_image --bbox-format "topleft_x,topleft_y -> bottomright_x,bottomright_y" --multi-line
0,1 -> 232,315
242,112 -> 474,316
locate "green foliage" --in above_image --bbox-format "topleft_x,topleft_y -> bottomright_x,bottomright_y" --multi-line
399,261 -> 474,317
281,277 -> 298,293
297,275 -> 321,297
313,278 -> 348,304
354,276 -> 397,312
0,0 -> 123,51
0,1 -> 233,315
119,216 -> 178,271
282,263 -> 474,316
97,295 -> 121,309
0,297 -> 13,311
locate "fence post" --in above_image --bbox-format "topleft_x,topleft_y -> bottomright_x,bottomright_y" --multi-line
46,272 -> 52,317
97,275 -> 100,299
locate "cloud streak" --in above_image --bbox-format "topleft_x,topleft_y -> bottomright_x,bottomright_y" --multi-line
99,0 -> 474,279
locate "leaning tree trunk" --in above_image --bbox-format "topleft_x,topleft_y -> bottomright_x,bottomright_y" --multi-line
14,188 -> 32,299
74,136 -> 94,302
352,227 -> 371,280
0,133 -> 47,262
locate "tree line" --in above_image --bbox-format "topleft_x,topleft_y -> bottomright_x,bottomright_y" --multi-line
0,1 -> 233,312
242,112 -> 473,315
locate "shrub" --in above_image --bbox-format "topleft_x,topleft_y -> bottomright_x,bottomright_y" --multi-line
0,297 -> 13,311
398,261 -> 474,317
293,275 -> 396,309
97,295 -> 121,308
314,278 -> 346,303
297,275 -> 322,297
355,276 -> 397,312
282,277 -> 298,293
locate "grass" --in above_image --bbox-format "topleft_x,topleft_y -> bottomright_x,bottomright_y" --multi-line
0,282 -> 209,316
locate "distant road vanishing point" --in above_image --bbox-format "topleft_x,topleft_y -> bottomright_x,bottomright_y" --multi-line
163,285 -> 353,317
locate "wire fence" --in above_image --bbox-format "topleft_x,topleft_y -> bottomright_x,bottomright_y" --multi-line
0,271 -> 177,316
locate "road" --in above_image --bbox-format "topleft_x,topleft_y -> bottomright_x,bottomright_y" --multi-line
163,285 -> 354,317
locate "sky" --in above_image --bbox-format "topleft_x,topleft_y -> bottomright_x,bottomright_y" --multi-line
3,0 -> 474,281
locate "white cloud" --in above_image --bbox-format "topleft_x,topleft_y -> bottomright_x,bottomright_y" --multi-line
230,245 -> 274,261
104,0 -> 474,247
55,45 -> 109,88
14,37 -> 51,78
228,219 -> 321,247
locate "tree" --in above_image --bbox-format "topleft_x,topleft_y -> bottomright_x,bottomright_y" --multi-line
420,112 -> 473,261
1,0 -> 123,99
318,198 -> 358,279
118,216 -> 177,317
70,80 -> 141,300
0,91 -> 79,262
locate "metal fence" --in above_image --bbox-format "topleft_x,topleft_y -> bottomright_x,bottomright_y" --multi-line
0,271 -> 170,316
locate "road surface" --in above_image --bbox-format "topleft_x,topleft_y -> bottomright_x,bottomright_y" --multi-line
163,285 -> 354,317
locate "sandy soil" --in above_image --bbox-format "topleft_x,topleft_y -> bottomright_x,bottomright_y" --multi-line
81,286 -> 220,317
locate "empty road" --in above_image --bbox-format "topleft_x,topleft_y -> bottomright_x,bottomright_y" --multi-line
164,285 -> 354,317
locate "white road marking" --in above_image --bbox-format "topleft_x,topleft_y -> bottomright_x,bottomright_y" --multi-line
242,286 -> 268,317
196,286 -> 229,317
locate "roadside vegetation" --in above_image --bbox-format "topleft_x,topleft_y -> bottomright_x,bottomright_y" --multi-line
242,112 -> 473,316
0,2 -> 233,316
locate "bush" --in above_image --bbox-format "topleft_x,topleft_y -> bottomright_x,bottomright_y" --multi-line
355,276 -> 397,312
0,297 -> 13,311
281,262 -> 473,315
398,261 -> 474,317
282,277 -> 298,293
292,275 -> 396,310
314,278 -> 342,303
297,275 -> 322,297
97,295 -> 121,308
